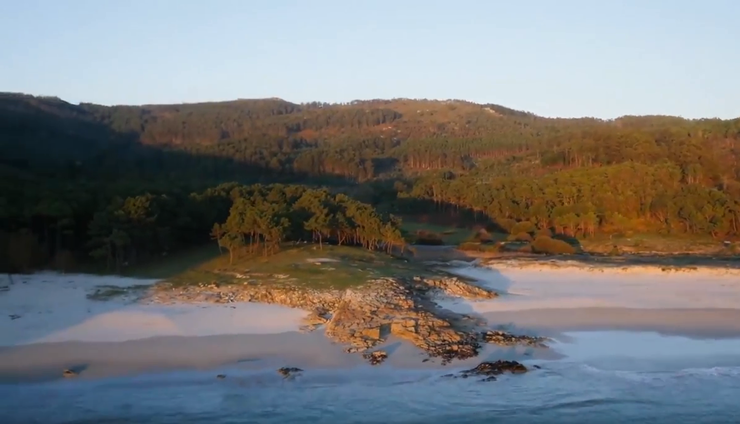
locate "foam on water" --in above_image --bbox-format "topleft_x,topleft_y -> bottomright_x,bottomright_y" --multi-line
3,332 -> 740,424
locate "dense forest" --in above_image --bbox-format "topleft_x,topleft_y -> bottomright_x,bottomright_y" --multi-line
1,92 -> 739,271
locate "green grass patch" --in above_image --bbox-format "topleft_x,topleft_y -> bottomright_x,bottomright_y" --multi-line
400,221 -> 475,245
580,234 -> 727,255
73,245 -> 223,279
166,244 -> 433,289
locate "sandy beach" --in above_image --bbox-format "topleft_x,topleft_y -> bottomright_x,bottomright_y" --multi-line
2,262 -> 740,383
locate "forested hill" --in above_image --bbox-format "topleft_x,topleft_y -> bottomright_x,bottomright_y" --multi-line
1,92 -> 739,271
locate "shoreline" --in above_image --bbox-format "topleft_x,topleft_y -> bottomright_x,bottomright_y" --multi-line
412,244 -> 740,274
3,258 -> 740,383
3,321 -> 740,384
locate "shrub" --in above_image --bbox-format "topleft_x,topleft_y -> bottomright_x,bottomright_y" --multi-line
535,228 -> 553,238
531,235 -> 576,255
510,221 -> 536,235
496,218 -> 516,234
481,243 -> 502,253
608,245 -> 623,256
507,232 -> 533,242
458,242 -> 481,251
413,230 -> 444,245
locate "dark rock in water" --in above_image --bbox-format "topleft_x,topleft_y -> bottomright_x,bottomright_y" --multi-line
216,374 -> 226,379
427,334 -> 482,365
277,367 -> 303,378
444,360 -> 530,382
481,330 -> 549,348
9,314 -> 21,320
462,360 -> 528,379
62,369 -> 77,378
533,365 -> 542,369
362,350 -> 388,365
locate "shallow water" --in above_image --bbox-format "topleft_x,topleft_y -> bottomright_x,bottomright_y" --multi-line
3,331 -> 740,424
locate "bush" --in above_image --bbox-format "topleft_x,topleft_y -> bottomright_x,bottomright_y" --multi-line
458,241 -> 501,253
458,242 -> 481,251
535,228 -> 553,238
507,232 -> 533,242
510,221 -> 536,235
531,235 -> 576,255
413,230 -> 444,245
472,228 -> 492,242
496,218 -> 516,234
481,243 -> 502,253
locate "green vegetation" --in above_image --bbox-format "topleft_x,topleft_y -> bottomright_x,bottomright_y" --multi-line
531,236 -> 578,255
400,221 -> 473,245
1,93 -> 739,274
579,234 -> 725,255
167,245 -> 430,289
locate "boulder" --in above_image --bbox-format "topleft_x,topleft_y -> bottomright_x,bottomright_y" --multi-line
362,350 -> 388,366
277,367 -> 303,378
453,360 -> 530,382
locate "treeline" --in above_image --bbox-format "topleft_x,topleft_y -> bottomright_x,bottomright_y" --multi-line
212,185 -> 404,262
2,92 -> 740,249
398,162 -> 740,238
0,180 -> 404,272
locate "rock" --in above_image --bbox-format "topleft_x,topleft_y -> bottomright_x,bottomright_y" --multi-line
9,314 -> 21,320
277,367 -> 303,378
481,330 -> 549,348
216,374 -> 226,379
144,274 -> 548,366
362,350 -> 388,366
358,327 -> 381,340
62,369 -> 77,378
459,360 -> 529,381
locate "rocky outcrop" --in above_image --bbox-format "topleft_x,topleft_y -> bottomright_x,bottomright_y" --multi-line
320,277 -> 493,363
444,360 -> 532,382
62,369 -> 77,378
145,275 -> 545,364
363,350 -> 388,365
481,330 -> 549,348
277,367 -> 303,378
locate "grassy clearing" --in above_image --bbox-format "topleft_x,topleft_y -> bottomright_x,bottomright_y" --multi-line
400,221 -> 477,245
73,245 -> 223,279
165,244 -> 435,289
580,234 -> 731,255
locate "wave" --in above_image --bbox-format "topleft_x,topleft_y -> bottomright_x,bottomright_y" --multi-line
578,363 -> 740,382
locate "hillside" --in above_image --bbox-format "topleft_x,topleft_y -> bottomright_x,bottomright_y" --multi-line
1,92 -> 739,272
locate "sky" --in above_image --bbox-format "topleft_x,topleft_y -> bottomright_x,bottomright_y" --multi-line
1,0 -> 738,119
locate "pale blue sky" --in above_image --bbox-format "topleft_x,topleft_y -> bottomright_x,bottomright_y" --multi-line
1,0 -> 738,119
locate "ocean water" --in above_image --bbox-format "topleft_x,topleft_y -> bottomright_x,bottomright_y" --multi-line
2,331 -> 740,424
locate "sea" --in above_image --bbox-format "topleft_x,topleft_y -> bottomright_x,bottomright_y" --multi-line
2,331 -> 740,424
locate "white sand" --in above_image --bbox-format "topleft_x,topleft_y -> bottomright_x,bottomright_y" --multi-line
439,263 -> 740,313
437,263 -> 740,339
3,262 -> 740,381
0,272 -> 308,346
